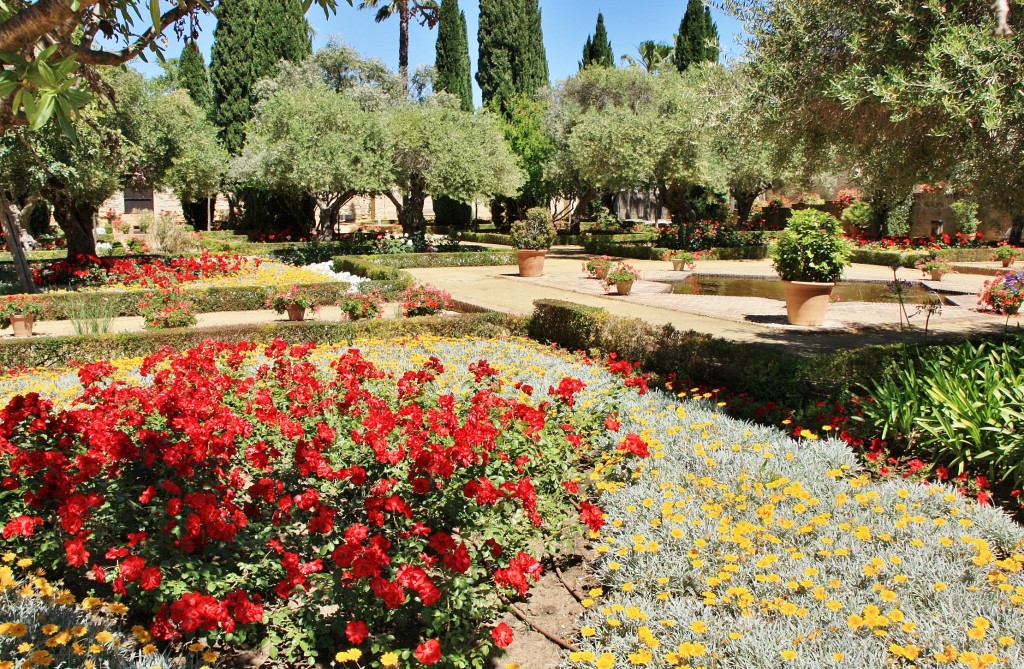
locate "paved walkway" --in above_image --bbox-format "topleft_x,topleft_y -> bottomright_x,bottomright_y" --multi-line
406,248 -> 1013,354
5,249 -> 1015,356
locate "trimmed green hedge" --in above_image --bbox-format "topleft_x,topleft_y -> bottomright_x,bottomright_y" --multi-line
581,241 -> 771,261
458,231 -> 660,246
0,250 -> 66,263
29,282 -> 344,321
0,312 -> 528,369
852,247 -> 995,267
364,250 -> 516,269
528,299 -> 937,412
332,251 -> 519,298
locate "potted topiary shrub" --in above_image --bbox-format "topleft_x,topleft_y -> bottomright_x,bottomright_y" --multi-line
993,245 -> 1019,268
772,209 -> 852,326
511,208 -> 556,277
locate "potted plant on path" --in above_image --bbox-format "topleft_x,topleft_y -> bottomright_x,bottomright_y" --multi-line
920,259 -> 953,282
993,245 -> 1019,268
664,250 -> 696,271
511,207 -> 557,277
583,255 -> 614,280
266,285 -> 320,322
772,209 -> 852,326
605,262 -> 640,295
0,295 -> 44,337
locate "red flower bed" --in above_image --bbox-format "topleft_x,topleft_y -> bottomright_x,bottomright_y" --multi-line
0,340 -> 640,667
32,252 -> 256,288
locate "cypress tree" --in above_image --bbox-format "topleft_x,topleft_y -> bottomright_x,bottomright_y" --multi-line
518,0 -> 548,95
435,0 -> 473,111
580,12 -> 614,69
210,0 -> 313,232
210,0 -> 312,155
178,41 -> 212,113
703,6 -> 720,64
434,0 -> 474,227
477,0 -> 549,114
675,0 -> 718,72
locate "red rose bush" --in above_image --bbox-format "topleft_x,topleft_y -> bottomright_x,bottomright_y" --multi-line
0,337 -> 649,668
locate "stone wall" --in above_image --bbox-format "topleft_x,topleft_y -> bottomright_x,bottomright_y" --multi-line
908,193 -> 1010,240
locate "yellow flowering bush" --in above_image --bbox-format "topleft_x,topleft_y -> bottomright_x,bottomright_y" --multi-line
570,387 -> 1024,668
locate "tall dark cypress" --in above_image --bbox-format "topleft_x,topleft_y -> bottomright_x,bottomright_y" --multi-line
210,0 -> 312,155
580,12 -> 614,69
675,0 -> 717,72
703,6 -> 720,64
210,0 -> 313,232
518,0 -> 548,95
178,41 -> 212,112
435,0 -> 473,111
434,0 -> 474,227
477,0 -> 549,114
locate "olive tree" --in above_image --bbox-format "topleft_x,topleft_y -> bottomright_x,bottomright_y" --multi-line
232,82 -> 393,238
547,65 -> 726,230
385,96 -> 525,234
727,0 -> 1024,238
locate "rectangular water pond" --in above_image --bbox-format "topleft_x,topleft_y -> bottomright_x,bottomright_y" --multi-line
669,275 -> 954,304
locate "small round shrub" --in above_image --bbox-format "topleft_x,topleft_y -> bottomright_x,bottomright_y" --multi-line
772,209 -> 852,283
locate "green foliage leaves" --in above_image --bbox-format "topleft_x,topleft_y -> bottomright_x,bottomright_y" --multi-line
509,207 -> 555,249
434,0 -> 473,111
675,0 -> 719,72
476,0 -> 548,113
771,209 -> 852,282
860,338 -> 1024,488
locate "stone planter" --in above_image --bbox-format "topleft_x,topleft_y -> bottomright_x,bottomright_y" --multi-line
9,314 -> 35,338
782,281 -> 835,326
615,280 -> 634,296
285,305 -> 306,322
516,250 -> 548,277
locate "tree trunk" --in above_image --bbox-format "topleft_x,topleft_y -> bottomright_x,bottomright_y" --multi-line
0,192 -> 37,293
51,191 -> 98,261
399,2 -> 410,82
399,175 -> 428,235
731,188 -> 759,224
1011,214 -> 1024,246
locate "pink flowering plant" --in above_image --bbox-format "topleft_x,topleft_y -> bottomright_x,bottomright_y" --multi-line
401,285 -> 455,317
979,270 -> 1024,316
265,285 -> 319,314
339,291 -> 385,321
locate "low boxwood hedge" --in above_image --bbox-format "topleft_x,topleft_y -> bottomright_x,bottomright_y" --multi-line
0,312 -> 528,369
581,241 -> 772,261
28,282 -> 344,321
331,251 -> 519,298
527,299 -> 948,412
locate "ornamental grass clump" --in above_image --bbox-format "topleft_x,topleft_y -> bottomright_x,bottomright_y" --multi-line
772,209 -> 852,282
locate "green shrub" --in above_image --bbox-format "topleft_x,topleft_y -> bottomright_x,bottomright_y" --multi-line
840,200 -> 874,230
950,199 -> 982,236
510,208 -> 557,250
772,209 -> 852,282
850,249 -> 928,268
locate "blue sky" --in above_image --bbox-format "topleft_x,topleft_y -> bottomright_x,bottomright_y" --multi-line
135,1 -> 745,106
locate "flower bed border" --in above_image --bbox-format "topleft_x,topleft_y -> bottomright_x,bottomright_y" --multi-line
0,312 -> 526,368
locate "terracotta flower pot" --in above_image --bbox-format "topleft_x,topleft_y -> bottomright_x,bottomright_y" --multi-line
1002,258 -> 1014,268
930,270 -> 945,281
516,250 -> 547,277
671,259 -> 687,271
595,266 -> 610,280
10,314 -> 35,338
782,281 -> 834,326
285,304 -> 306,321
615,280 -> 634,296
